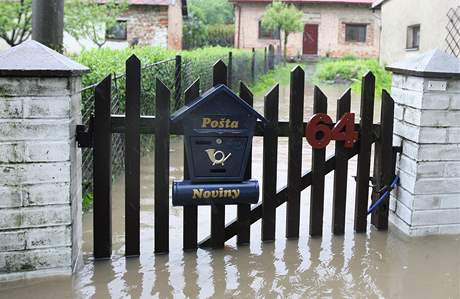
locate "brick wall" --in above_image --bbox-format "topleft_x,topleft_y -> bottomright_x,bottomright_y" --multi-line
120,5 -> 169,47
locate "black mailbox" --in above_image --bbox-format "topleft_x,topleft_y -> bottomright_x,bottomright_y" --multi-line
171,84 -> 266,183
171,84 -> 266,206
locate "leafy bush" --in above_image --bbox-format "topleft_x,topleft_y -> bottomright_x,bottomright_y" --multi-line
207,24 -> 234,47
183,10 -> 208,50
188,0 -> 234,25
313,57 -> 392,95
73,47 -> 175,87
183,0 -> 235,49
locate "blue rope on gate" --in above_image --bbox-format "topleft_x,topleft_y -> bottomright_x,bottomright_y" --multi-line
367,175 -> 399,215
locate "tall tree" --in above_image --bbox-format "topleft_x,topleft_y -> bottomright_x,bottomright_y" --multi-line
0,0 -> 32,47
261,0 -> 303,61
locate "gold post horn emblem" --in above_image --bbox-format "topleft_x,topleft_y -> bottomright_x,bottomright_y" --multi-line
205,149 -> 232,166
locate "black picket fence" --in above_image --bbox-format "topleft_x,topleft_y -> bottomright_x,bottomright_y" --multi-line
79,54 -> 398,258
80,47 -> 282,198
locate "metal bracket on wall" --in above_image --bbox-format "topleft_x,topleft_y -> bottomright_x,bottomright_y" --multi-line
76,115 -> 94,148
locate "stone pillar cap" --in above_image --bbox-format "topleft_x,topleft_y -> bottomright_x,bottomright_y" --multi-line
0,40 -> 89,77
386,49 -> 460,79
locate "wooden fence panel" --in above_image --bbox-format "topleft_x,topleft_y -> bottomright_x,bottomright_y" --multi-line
183,79 -> 200,251
332,89 -> 351,235
93,75 -> 113,259
371,90 -> 395,230
286,66 -> 305,239
354,72 -> 375,232
155,79 -> 171,253
87,56 -> 394,255
237,82 -> 253,245
309,87 -> 327,237
125,55 -> 141,256
262,84 -> 279,242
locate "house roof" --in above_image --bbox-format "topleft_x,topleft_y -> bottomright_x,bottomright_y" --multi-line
371,0 -> 389,9
231,0 -> 374,5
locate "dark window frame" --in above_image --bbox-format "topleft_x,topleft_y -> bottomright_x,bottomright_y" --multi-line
345,23 -> 367,43
406,24 -> 420,50
106,20 -> 128,41
258,20 -> 280,40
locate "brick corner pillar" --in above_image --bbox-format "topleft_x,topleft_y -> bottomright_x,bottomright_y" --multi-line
387,49 -> 460,236
0,40 -> 89,281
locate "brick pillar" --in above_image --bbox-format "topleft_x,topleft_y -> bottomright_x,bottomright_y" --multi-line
0,41 -> 88,281
387,49 -> 460,236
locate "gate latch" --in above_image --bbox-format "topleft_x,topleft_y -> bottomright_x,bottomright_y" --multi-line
76,116 -> 94,148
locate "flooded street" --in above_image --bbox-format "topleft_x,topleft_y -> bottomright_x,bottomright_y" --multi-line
1,73 -> 459,298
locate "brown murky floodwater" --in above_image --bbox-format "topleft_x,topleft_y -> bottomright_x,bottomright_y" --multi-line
1,71 -> 459,298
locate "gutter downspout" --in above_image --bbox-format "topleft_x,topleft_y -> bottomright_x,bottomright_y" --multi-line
236,4 -> 241,48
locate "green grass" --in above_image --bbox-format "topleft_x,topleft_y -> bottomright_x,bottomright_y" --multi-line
312,57 -> 392,96
249,63 -> 297,96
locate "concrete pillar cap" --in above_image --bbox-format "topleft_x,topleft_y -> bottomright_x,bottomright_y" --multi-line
0,40 -> 89,77
386,49 -> 460,79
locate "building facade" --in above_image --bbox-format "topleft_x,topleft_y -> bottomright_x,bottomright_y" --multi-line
232,0 -> 380,58
0,0 -> 187,53
373,0 -> 459,65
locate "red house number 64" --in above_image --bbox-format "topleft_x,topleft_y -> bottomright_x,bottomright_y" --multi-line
305,112 -> 359,149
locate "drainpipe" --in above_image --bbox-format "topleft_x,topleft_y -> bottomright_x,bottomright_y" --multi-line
236,4 -> 241,48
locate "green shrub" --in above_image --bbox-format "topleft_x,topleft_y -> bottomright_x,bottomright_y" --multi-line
183,10 -> 208,50
207,24 -> 234,47
74,46 -> 257,88
73,47 -> 175,87
313,57 -> 392,96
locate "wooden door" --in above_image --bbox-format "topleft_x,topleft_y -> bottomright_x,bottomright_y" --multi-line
303,24 -> 318,55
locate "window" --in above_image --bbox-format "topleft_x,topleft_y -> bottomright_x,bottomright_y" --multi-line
406,24 -> 420,49
258,21 -> 280,39
345,24 -> 367,43
106,20 -> 127,41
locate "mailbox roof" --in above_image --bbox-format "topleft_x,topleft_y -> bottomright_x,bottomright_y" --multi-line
171,84 -> 267,123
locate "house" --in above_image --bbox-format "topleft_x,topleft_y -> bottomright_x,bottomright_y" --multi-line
232,0 -> 380,58
65,0 -> 187,52
372,0 -> 459,65
0,0 -> 188,53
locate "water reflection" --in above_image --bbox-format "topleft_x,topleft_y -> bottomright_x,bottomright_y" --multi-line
0,77 -> 459,299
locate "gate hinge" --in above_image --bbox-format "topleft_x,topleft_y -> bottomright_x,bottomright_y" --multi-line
76,116 -> 94,148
